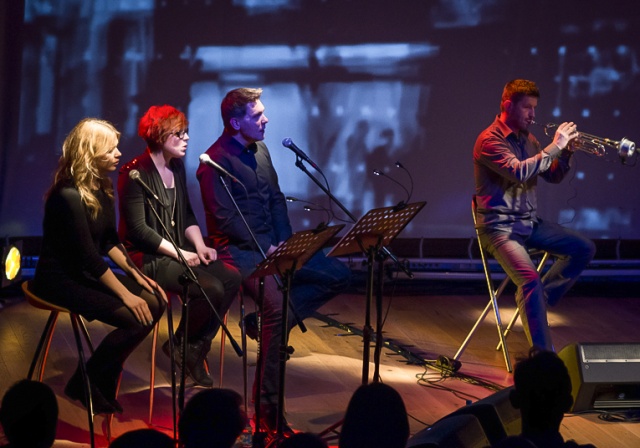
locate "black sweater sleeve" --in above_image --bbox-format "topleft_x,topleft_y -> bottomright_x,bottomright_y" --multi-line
43,187 -> 111,279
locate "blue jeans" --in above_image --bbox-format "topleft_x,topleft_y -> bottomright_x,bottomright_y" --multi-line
478,219 -> 595,350
227,246 -> 352,404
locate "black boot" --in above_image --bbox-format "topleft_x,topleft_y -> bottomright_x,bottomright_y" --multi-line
186,339 -> 213,387
64,365 -> 116,415
93,365 -> 124,414
242,312 -> 259,341
163,338 -> 213,387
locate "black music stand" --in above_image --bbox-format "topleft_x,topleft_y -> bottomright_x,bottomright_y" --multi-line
250,224 -> 344,446
328,202 -> 425,384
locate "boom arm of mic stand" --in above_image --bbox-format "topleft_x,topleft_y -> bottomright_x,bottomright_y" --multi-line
145,196 -> 244,357
217,176 -> 307,333
293,160 -> 414,278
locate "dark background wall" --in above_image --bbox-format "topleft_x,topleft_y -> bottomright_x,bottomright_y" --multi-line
2,0 -> 639,243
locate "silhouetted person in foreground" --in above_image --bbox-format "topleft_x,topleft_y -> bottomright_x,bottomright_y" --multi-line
109,428 -> 174,448
339,382 -> 409,448
503,348 -> 596,448
280,432 -> 328,448
0,380 -> 58,448
178,388 -> 247,448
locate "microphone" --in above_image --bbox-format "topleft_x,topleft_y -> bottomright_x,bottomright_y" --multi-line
129,170 -> 167,208
285,196 -> 333,226
199,154 -> 244,186
282,138 -> 320,170
371,167 -> 411,207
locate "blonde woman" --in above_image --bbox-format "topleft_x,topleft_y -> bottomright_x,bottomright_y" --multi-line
33,118 -> 166,415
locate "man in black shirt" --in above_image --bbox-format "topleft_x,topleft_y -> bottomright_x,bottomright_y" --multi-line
197,87 -> 351,433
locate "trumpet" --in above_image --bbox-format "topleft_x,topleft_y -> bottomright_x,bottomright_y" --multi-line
532,121 -> 637,160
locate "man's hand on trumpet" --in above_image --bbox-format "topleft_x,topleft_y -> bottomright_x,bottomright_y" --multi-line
552,122 -> 580,151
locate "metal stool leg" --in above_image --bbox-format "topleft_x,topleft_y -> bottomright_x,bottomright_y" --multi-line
148,295 -> 178,441
148,320 -> 159,423
28,311 -> 59,381
454,239 -> 513,371
219,311 -> 229,387
219,290 -> 248,404
69,314 -> 96,448
239,294 -> 248,414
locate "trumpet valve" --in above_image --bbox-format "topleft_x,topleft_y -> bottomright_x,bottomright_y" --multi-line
568,138 -> 606,156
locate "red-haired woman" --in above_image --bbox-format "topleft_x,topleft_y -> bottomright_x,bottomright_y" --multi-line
118,105 -> 241,387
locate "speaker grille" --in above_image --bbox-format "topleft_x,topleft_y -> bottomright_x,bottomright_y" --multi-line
581,343 -> 640,363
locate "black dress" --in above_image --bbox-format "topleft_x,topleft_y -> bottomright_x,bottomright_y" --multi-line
33,181 -> 164,396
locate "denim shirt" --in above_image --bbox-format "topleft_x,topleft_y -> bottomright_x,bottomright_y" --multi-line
473,116 -> 572,236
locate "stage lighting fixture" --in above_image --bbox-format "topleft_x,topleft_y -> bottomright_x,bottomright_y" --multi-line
2,240 -> 22,288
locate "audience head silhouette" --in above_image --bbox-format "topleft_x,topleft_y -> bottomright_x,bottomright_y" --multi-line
339,382 -> 409,448
509,348 -> 573,434
108,428 -> 174,448
0,380 -> 58,448
280,432 -> 328,448
178,388 -> 246,448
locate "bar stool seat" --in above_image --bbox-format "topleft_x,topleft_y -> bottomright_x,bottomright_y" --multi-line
22,280 -> 101,448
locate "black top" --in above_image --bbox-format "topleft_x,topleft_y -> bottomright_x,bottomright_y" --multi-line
196,131 -> 292,252
34,182 -> 117,288
118,149 -> 199,276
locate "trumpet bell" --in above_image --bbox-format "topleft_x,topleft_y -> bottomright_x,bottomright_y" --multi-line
619,137 -> 636,159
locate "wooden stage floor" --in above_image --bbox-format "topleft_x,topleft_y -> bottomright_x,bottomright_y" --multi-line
0,279 -> 639,447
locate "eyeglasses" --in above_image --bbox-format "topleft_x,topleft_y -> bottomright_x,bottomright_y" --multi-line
173,129 -> 189,140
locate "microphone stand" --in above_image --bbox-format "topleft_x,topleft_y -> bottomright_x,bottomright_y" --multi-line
215,174 -> 307,448
143,195 -> 243,414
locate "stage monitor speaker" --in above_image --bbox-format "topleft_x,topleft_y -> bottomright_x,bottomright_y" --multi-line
406,414 -> 490,448
558,342 -> 640,412
446,387 -> 521,446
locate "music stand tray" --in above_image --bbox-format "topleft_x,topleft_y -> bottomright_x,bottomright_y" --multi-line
328,202 -> 426,258
250,224 -> 345,279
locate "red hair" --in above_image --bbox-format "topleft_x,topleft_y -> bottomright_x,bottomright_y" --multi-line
138,105 -> 188,151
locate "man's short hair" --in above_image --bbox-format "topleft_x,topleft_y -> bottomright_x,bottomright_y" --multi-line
221,87 -> 263,132
501,79 -> 540,111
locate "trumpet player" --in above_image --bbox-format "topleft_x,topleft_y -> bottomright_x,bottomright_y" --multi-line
473,79 -> 596,351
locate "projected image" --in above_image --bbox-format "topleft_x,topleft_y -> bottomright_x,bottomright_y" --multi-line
3,0 -> 639,241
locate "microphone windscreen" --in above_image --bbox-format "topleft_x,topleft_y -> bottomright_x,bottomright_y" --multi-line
282,137 -> 292,147
129,170 -> 140,180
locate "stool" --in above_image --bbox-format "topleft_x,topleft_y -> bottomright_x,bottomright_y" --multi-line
453,197 -> 551,372
148,291 -> 248,421
22,280 -> 100,448
218,290 -> 249,412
